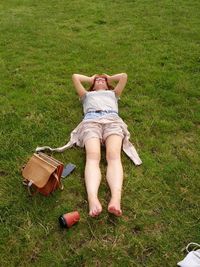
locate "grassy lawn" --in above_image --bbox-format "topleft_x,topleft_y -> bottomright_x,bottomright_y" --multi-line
0,0 -> 200,266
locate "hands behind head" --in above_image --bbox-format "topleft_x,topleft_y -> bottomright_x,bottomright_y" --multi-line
90,73 -> 111,84
90,74 -> 97,84
102,73 -> 111,82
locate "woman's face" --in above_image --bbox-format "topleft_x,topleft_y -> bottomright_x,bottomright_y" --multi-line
93,77 -> 108,90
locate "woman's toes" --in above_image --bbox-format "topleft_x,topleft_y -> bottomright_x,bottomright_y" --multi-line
108,203 -> 122,217
88,198 -> 102,217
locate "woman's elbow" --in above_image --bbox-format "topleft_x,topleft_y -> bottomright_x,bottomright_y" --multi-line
72,74 -> 79,82
121,73 -> 128,81
72,74 -> 77,79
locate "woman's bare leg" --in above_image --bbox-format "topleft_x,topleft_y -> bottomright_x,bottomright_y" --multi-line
84,138 -> 102,217
105,135 -> 123,216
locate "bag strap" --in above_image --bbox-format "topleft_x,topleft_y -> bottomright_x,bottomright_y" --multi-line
53,173 -> 64,191
35,142 -> 72,153
186,242 -> 200,253
23,179 -> 38,196
23,174 -> 63,196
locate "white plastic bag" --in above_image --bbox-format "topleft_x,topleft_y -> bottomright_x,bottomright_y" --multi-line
177,243 -> 200,267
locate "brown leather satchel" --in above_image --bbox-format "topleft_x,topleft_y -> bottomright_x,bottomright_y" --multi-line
22,152 -> 64,196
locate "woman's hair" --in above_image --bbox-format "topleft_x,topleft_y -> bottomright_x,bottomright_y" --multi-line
89,75 -> 114,91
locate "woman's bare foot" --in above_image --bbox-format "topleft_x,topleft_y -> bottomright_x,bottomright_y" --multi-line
108,198 -> 122,216
88,197 -> 102,217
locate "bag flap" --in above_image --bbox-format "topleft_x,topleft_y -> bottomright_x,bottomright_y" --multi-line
38,152 -> 63,167
22,154 -> 57,188
38,153 -> 64,178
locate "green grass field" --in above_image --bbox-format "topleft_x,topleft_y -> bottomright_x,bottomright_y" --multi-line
0,0 -> 200,266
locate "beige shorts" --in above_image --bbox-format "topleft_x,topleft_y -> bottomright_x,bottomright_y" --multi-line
81,121 -> 124,145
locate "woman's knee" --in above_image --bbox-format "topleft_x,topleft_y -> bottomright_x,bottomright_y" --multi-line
105,135 -> 122,162
106,148 -> 121,161
86,151 -> 101,162
85,138 -> 101,162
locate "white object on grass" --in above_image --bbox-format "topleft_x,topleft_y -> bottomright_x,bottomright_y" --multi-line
177,243 -> 200,267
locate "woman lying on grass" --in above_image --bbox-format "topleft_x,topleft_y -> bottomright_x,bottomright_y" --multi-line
37,73 -> 142,217
72,73 -> 142,217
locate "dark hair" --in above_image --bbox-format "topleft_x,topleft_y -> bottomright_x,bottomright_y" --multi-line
89,75 -> 114,91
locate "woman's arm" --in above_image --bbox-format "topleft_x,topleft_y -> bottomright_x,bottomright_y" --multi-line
105,73 -> 128,97
72,74 -> 95,97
